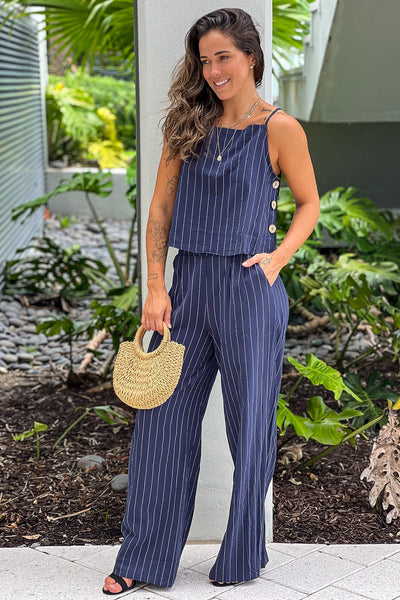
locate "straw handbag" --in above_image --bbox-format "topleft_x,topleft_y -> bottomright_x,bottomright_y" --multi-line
113,322 -> 185,409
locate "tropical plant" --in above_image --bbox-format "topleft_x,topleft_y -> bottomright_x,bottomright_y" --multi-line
277,394 -> 363,446
277,186 -> 396,251
3,169 -> 140,373
277,354 -> 387,468
3,237 -> 111,303
272,0 -> 312,77
341,371 -> 399,430
11,170 -> 137,289
46,80 -> 131,167
277,186 -> 400,369
301,270 -> 400,370
1,0 -> 134,72
2,0 -> 312,78
49,71 -> 136,149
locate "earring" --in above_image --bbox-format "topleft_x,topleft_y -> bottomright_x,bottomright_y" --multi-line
250,65 -> 254,69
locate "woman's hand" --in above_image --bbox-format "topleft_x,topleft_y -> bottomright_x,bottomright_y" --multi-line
141,288 -> 172,335
242,250 -> 288,286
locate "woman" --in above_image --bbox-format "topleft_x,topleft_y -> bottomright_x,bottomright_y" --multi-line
103,7 -> 319,595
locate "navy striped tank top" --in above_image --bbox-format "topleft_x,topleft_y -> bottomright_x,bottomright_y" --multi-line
168,107 -> 282,256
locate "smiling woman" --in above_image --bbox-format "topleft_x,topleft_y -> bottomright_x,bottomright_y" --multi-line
199,30 -> 255,100
103,7 -> 320,596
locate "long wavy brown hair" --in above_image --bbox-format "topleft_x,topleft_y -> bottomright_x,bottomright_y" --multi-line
162,8 -> 265,160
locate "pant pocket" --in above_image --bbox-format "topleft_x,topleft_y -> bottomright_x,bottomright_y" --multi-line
255,262 -> 272,287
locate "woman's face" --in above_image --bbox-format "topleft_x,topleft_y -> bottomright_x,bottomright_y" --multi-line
198,30 -> 254,100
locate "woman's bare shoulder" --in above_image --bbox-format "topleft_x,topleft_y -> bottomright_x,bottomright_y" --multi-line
266,107 -> 306,140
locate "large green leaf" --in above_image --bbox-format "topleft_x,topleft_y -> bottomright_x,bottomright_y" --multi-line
277,395 -> 362,445
272,0 -> 312,77
288,353 -> 361,401
333,254 -> 400,291
11,171 -> 112,222
305,395 -> 361,445
316,187 -> 393,241
2,0 -> 134,72
277,396 -> 314,439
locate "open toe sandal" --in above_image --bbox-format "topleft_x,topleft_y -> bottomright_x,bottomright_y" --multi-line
210,580 -> 239,587
103,572 -> 137,595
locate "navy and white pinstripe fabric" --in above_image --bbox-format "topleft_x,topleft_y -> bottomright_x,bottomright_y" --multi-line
168,108 -> 282,256
113,251 -> 289,586
111,108 -> 290,587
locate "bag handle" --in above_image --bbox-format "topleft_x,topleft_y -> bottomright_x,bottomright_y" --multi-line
132,321 -> 171,359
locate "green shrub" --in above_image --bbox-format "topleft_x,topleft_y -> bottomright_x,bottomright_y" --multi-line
48,71 -> 135,155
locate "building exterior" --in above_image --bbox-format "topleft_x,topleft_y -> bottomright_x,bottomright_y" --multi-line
0,9 -> 47,283
279,0 -> 400,210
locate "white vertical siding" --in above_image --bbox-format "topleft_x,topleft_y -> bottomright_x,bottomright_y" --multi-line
0,10 -> 45,285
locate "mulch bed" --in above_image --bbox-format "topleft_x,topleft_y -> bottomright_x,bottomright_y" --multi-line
1,355 -> 400,549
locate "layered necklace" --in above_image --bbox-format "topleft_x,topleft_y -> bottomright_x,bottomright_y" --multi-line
215,96 -> 260,162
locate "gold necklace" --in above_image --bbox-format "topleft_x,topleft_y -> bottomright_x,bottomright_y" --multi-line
216,126 -> 238,162
215,97 -> 260,161
217,96 -> 260,129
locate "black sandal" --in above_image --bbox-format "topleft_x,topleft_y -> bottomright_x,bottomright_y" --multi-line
103,572 -> 137,595
210,580 -> 239,587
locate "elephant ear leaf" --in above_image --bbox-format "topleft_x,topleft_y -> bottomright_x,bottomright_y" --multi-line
305,396 -> 362,445
288,354 -> 360,402
360,410 -> 400,524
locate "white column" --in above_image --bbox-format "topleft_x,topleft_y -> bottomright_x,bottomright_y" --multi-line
136,0 -> 273,542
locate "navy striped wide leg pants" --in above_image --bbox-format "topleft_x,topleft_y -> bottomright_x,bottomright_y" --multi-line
113,250 -> 289,587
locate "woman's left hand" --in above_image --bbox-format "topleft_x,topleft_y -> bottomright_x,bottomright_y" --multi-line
242,251 -> 286,286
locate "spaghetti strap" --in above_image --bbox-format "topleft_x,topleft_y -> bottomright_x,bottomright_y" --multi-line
264,107 -> 282,125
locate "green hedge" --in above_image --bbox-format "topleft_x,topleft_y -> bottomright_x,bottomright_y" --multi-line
49,71 -> 136,151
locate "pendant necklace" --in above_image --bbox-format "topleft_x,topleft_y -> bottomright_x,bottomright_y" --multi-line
216,96 -> 260,162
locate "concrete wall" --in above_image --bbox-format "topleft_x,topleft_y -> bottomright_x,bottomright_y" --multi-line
303,122 -> 400,210
136,0 -> 273,542
46,167 -> 133,219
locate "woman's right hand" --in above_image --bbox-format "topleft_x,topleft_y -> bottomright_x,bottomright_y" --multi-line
141,288 -> 172,335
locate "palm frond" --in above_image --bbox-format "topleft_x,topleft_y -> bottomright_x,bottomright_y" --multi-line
272,0 -> 312,73
1,0 -> 134,71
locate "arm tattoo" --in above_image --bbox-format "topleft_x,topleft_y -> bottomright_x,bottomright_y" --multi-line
260,256 -> 272,266
166,174 -> 179,196
148,216 -> 169,263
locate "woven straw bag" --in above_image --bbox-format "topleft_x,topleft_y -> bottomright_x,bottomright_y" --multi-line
113,322 -> 185,409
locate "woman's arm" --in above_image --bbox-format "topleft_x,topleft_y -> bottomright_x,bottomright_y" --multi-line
243,114 -> 320,285
142,140 -> 182,334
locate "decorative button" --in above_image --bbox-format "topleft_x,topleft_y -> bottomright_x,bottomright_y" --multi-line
268,224 -> 276,234
271,200 -> 277,210
272,180 -> 280,189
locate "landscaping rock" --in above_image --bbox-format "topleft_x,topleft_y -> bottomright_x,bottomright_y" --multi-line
77,455 -> 105,471
9,318 -> 25,327
1,340 -> 16,349
11,363 -> 31,371
18,352 -> 34,362
111,474 -> 129,491
2,354 -> 18,364
22,324 -> 38,334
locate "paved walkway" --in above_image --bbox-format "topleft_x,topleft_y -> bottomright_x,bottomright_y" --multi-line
3,542 -> 400,600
